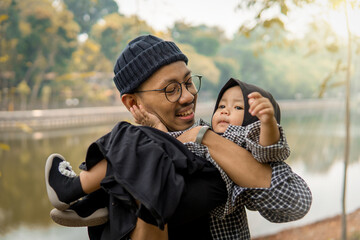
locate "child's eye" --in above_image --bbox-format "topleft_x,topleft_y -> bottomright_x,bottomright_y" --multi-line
235,106 -> 243,110
218,105 -> 225,109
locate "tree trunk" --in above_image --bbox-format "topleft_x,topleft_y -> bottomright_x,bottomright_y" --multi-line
341,1 -> 352,240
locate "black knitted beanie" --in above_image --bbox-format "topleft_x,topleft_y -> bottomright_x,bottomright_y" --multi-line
113,35 -> 188,95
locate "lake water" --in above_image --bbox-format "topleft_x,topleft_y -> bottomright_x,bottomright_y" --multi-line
1,102 -> 359,239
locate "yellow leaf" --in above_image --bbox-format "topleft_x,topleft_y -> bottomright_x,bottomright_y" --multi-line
0,14 -> 9,24
0,143 -> 10,151
0,55 -> 9,63
15,122 -> 33,133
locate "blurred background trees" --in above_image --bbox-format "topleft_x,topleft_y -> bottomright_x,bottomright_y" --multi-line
0,0 -> 359,110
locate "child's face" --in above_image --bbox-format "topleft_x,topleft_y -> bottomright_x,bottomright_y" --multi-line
212,86 -> 245,133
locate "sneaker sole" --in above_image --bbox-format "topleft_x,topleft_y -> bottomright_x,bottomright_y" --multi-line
50,208 -> 109,227
45,153 -> 71,211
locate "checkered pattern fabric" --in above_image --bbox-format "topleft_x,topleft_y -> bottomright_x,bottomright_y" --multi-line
168,119 -> 312,240
222,121 -> 291,163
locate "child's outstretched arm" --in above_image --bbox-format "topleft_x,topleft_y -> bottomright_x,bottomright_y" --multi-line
248,92 -> 280,146
130,104 -> 168,132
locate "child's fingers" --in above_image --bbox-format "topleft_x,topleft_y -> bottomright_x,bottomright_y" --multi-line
258,108 -> 273,116
249,96 -> 266,112
250,101 -> 268,116
130,105 -> 146,123
130,106 -> 137,117
139,105 -> 153,121
138,104 -> 148,116
130,106 -> 141,124
248,92 -> 263,112
248,92 -> 262,99
249,99 -> 274,116
131,105 -> 141,116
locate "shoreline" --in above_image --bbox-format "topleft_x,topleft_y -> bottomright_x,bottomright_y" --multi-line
0,98 -> 344,132
253,208 -> 360,240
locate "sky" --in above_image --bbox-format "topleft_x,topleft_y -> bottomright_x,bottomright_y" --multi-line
115,0 -> 360,39
115,0 -> 246,38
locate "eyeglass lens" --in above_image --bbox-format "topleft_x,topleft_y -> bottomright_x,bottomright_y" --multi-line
165,76 -> 201,102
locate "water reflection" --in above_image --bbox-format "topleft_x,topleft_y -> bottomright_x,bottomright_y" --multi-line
0,125 -> 113,236
0,108 -> 359,238
282,110 -> 360,173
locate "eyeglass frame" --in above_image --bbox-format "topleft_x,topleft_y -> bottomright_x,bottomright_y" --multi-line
134,74 -> 202,103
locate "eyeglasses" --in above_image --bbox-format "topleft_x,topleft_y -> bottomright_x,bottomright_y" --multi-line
134,75 -> 202,103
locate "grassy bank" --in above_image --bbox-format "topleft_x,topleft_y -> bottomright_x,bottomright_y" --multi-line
253,208 -> 360,240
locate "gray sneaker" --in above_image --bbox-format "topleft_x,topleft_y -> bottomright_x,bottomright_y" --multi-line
45,153 -> 85,211
50,194 -> 108,227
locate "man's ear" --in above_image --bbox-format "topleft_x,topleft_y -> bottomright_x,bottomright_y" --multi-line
121,94 -> 138,111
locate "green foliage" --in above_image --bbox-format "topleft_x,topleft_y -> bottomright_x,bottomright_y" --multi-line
70,38 -> 112,73
62,0 -> 119,34
0,0 -> 81,109
236,0 -> 359,99
171,22 -> 225,56
1,0 -> 358,110
193,36 -> 220,56
91,13 -> 154,63
179,43 -> 220,99
213,57 -> 239,87
236,0 -> 315,35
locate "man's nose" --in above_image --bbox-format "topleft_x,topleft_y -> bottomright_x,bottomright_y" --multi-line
178,84 -> 194,104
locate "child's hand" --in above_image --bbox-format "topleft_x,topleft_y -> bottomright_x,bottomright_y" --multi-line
130,104 -> 167,132
248,92 -> 275,124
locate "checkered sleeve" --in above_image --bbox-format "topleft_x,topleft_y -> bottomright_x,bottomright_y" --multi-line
243,121 -> 291,163
233,161 -> 312,223
221,122 -> 290,163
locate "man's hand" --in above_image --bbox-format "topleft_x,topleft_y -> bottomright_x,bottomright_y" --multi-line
130,104 -> 167,132
176,126 -> 202,143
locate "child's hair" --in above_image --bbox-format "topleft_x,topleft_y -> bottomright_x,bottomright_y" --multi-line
212,78 -> 281,126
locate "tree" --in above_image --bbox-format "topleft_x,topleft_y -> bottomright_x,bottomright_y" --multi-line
61,39 -> 114,107
70,38 -> 112,73
20,0 -> 80,108
170,21 -> 226,56
213,57 -> 239,88
236,1 -> 360,239
62,0 -> 119,34
236,0 -> 315,36
0,0 -> 80,109
91,13 -> 154,63
178,43 -> 221,100
0,0 -> 20,95
219,33 -> 270,91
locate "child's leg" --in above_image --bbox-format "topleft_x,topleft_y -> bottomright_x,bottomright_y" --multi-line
80,159 -> 107,194
45,153 -> 106,210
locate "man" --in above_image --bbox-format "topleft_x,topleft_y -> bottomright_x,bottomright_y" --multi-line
46,35 -> 312,240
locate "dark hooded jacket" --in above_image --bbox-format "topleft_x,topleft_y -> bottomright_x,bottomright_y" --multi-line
83,121 -> 227,240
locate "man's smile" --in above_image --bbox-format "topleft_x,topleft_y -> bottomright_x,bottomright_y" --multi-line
176,104 -> 195,119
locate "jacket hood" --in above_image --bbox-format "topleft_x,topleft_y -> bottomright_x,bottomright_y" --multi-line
212,78 -> 281,127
